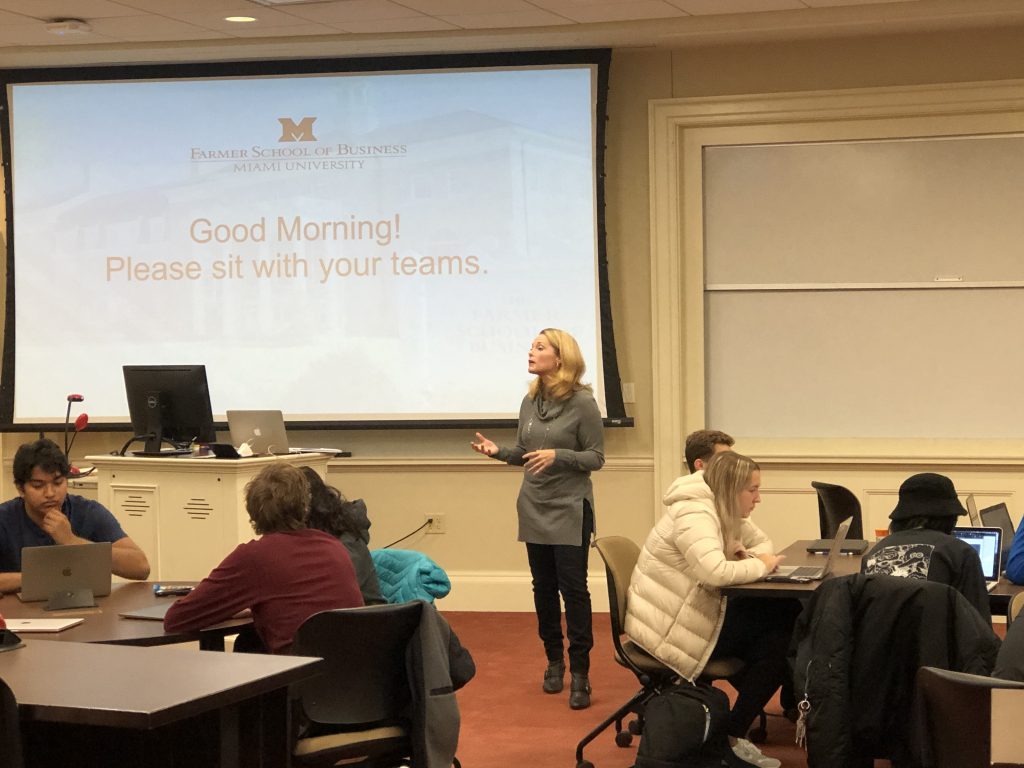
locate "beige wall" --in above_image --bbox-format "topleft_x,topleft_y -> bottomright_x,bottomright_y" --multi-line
5,25 -> 1024,608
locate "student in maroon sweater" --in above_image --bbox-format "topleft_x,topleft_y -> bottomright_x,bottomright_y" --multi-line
164,463 -> 363,653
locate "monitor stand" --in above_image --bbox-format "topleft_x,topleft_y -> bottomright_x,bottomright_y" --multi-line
45,588 -> 96,611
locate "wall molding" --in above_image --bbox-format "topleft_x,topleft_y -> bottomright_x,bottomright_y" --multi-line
328,456 -> 654,472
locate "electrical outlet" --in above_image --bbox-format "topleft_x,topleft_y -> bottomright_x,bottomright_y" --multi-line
425,513 -> 446,534
622,382 -> 636,404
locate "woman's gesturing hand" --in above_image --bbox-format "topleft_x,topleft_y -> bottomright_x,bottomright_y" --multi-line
523,449 -> 556,475
471,432 -> 498,457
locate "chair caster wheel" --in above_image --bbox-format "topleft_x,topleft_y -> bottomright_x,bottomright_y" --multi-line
627,718 -> 642,735
577,761 -> 595,768
614,731 -> 633,747
748,726 -> 767,744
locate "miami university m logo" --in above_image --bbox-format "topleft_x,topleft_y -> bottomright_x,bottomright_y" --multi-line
278,117 -> 317,142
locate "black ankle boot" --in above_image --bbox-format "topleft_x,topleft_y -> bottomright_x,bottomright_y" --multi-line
542,660 -> 565,694
569,673 -> 591,709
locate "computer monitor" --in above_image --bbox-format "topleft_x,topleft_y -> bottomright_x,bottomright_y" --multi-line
123,365 -> 217,456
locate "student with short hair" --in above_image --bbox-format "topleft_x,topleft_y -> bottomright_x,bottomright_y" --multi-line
0,438 -> 150,593
164,462 -> 363,653
684,429 -> 734,474
862,472 -> 990,622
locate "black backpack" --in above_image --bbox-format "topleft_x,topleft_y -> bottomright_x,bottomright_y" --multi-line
633,682 -> 732,768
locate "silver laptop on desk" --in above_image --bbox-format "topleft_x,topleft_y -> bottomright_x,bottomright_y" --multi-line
19,542 -> 112,602
952,526 -> 1003,592
765,519 -> 852,583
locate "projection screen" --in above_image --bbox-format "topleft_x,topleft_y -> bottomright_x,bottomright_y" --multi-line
1,50 -> 624,430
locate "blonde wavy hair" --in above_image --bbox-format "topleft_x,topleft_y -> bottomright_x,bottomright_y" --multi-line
527,328 -> 592,402
703,450 -> 760,559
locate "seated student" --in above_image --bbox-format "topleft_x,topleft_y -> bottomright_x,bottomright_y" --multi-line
862,472 -> 991,622
164,462 -> 363,654
1002,516 -> 1024,585
300,466 -> 385,605
0,438 -> 150,593
684,428 -> 735,473
624,450 -> 787,768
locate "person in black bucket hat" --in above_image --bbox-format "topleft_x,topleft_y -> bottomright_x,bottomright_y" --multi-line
861,472 -> 990,621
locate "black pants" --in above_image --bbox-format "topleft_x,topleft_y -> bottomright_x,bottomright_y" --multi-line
524,501 -> 594,676
709,596 -> 802,737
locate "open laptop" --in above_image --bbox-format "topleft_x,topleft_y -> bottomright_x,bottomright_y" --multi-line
952,526 -> 1002,592
19,542 -> 112,607
226,410 -> 348,456
765,519 -> 852,583
227,409 -> 292,455
966,494 -> 982,527
980,503 -> 1015,573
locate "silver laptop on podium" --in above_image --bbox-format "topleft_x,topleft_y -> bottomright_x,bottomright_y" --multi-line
227,409 -> 292,455
19,542 -> 112,604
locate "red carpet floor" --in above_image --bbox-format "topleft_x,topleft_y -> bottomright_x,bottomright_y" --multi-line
445,611 -> 812,768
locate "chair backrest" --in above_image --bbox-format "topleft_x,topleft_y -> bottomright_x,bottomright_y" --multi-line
1010,592 -> 1024,627
917,666 -> 1024,768
593,536 -> 641,638
291,601 -> 423,726
811,481 -> 864,539
0,676 -> 23,768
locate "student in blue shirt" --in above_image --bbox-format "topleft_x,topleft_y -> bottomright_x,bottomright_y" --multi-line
0,438 -> 150,593
1003,516 -> 1024,585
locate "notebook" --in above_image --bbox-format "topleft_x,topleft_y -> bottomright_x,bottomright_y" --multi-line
952,526 -> 1002,591
766,519 -> 852,583
18,542 -> 112,603
966,494 -> 982,527
226,409 -> 349,456
980,503 -> 1015,573
4,617 -> 85,633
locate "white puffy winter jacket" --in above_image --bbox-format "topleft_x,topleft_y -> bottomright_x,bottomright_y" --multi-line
623,471 -> 772,680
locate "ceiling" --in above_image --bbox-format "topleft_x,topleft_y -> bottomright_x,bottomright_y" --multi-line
1,0 -> 1024,67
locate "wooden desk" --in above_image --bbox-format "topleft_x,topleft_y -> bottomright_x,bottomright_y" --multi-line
723,540 -> 1024,615
0,581 -> 248,650
0,641 -> 321,768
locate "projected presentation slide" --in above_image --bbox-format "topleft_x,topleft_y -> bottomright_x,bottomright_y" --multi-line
8,64 -> 602,424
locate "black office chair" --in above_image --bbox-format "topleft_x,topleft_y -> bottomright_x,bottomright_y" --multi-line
574,537 -> 752,768
811,481 -> 864,539
917,666 -> 1024,768
290,602 -> 423,768
0,676 -> 24,768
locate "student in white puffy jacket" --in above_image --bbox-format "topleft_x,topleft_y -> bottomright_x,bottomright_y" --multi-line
625,450 -> 795,768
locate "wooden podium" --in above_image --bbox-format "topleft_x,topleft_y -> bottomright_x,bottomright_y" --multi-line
86,453 -> 329,581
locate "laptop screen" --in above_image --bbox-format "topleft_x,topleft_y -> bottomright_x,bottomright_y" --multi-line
980,503 -> 1015,563
952,527 -> 1002,580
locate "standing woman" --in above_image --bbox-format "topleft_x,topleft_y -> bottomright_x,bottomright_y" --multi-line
471,328 -> 605,709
